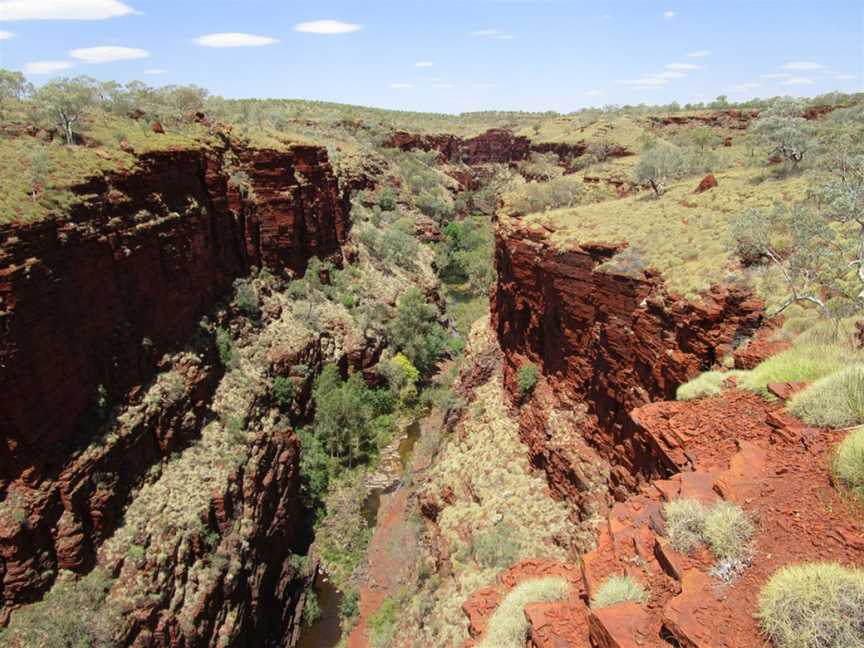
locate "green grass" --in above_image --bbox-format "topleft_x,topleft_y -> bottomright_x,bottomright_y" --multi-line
478,578 -> 570,648
758,562 -> 864,648
590,575 -> 648,609
676,370 -> 746,400
663,499 -> 708,553
524,165 -> 811,299
788,365 -> 864,428
737,344 -> 858,397
832,427 -> 864,501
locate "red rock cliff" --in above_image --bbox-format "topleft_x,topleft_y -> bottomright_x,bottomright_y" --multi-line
0,142 -> 353,637
491,221 -> 764,515
0,144 -> 349,483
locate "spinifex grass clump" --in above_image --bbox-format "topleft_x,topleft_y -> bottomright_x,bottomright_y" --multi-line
663,499 -> 708,553
478,578 -> 570,648
590,575 -> 648,609
758,562 -> 864,648
788,365 -> 864,428
832,427 -> 864,501
662,498 -> 756,581
737,343 -> 855,397
676,370 -> 746,401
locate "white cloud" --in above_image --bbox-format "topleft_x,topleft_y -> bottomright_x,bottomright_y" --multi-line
782,77 -> 814,85
70,45 -> 149,63
0,30 -> 14,38
585,89 -> 604,96
664,10 -> 675,18
471,29 -> 499,37
648,71 -> 685,79
666,62 -> 701,70
433,83 -> 456,89
600,13 -> 611,20
688,50 -> 711,58
24,60 -> 74,74
389,83 -> 414,88
760,73 -> 792,79
194,33 -> 278,47
294,20 -> 362,35
782,61 -> 824,70
144,68 -> 167,74
497,34 -> 516,40
0,0 -> 138,21
414,61 -> 434,67
728,82 -> 761,93
471,83 -> 494,89
835,73 -> 856,80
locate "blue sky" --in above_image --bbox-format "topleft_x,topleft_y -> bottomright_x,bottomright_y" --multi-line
0,0 -> 862,113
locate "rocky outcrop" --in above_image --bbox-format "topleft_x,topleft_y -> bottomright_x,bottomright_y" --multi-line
0,144 -> 349,484
0,142 -> 355,635
386,129 -> 531,165
491,220 -> 764,514
647,110 -> 759,130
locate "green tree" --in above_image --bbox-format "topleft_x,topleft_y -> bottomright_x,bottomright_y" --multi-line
0,68 -> 31,118
634,142 -> 686,196
731,203 -> 841,317
32,76 -> 103,145
389,288 -> 448,374
27,147 -> 52,203
753,98 -> 814,169
691,126 -> 717,152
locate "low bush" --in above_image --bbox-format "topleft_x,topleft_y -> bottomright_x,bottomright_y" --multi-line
788,365 -> 864,428
273,376 -> 294,410
591,575 -> 647,609
472,524 -> 521,569
676,371 -> 744,401
663,499 -> 708,553
832,427 -> 864,500
758,562 -> 864,648
479,578 -> 570,648
516,363 -> 540,396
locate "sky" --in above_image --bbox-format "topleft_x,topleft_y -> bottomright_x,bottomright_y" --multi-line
0,0 -> 862,114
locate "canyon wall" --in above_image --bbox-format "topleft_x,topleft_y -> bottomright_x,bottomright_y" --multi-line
490,220 -> 764,515
0,141 -> 354,643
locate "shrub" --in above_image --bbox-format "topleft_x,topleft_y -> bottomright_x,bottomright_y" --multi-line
0,569 -> 120,647
663,499 -> 708,553
788,365 -> 864,428
516,363 -> 540,396
479,578 -> 570,648
703,501 -> 756,562
234,280 -> 261,319
273,376 -> 294,410
215,327 -> 235,369
676,371 -> 744,401
377,187 -> 397,211
758,562 -> 864,648
369,593 -> 401,648
591,575 -> 648,609
302,590 -> 321,627
340,589 -> 360,621
832,427 -> 864,500
472,524 -> 521,569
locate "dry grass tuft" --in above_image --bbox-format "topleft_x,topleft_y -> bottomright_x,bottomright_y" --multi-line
478,578 -> 570,648
590,575 -> 648,609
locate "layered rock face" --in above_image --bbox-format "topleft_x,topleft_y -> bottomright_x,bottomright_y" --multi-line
0,142 -> 353,641
491,220 -> 764,514
0,144 -> 348,483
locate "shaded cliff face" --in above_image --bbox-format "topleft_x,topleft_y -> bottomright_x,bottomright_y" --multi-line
0,144 -> 349,483
0,142 -> 354,641
490,220 -> 764,512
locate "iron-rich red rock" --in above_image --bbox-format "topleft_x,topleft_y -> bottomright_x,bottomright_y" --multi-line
694,173 -> 718,193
